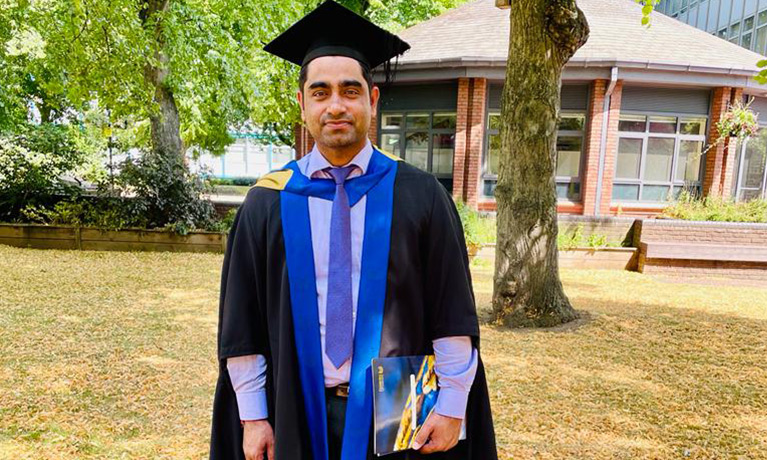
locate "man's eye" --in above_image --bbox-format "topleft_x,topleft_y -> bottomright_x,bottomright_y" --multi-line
313,91 -> 327,97
346,89 -> 360,95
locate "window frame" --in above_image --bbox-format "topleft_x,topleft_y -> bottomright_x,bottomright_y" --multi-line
613,111 -> 708,204
481,110 -> 588,201
378,110 -> 457,180
734,128 -> 767,201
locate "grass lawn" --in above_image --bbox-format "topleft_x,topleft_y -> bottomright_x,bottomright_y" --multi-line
1,246 -> 766,459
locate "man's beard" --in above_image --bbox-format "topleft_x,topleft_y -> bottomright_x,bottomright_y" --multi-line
319,130 -> 361,148
317,118 -> 363,148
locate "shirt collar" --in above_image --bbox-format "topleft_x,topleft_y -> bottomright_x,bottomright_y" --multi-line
305,140 -> 373,178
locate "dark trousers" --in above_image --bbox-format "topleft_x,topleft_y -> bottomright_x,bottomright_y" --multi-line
326,390 -> 348,460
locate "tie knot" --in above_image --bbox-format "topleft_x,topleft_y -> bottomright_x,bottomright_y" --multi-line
327,166 -> 355,185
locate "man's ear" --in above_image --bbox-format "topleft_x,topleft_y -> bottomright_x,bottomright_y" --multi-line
296,90 -> 306,123
370,85 -> 380,118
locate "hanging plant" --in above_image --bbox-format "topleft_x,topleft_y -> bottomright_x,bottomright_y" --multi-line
715,98 -> 759,142
693,98 -> 759,162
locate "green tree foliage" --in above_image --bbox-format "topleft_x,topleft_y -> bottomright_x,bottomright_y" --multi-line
1,0 -> 464,149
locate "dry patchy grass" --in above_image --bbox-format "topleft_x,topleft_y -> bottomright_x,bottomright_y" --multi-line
1,246 -> 766,459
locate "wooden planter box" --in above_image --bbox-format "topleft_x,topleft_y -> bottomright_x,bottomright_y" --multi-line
0,223 -> 226,253
558,247 -> 639,270
473,244 -> 638,271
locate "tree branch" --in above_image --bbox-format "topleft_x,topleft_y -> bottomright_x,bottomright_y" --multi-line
545,0 -> 589,63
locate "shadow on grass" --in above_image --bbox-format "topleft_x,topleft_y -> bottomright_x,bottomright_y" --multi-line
479,291 -> 767,457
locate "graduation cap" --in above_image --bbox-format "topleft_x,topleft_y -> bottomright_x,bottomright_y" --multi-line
263,0 -> 410,83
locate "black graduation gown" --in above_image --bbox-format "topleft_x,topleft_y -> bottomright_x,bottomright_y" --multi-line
210,153 -> 497,460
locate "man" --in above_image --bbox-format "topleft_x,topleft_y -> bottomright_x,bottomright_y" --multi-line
210,2 -> 497,459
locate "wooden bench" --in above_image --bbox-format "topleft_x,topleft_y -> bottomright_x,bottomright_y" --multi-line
640,242 -> 767,263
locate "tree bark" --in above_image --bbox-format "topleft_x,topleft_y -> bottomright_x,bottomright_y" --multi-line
492,0 -> 589,327
140,0 -> 184,163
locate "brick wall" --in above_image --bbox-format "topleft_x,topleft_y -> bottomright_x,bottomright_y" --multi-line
599,80 -> 623,216
558,215 -> 636,246
703,87 -> 732,197
582,79 -> 607,216
466,78 -> 487,208
636,219 -> 767,245
368,112 -> 378,148
452,78 -> 487,208
294,123 -> 314,159
452,78 -> 471,202
635,219 -> 767,279
638,258 -> 767,280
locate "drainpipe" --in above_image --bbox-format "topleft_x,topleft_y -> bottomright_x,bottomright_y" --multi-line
594,66 -> 618,217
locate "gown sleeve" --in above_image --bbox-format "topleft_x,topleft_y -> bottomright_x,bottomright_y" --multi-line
217,190 -> 271,360
423,177 -> 480,342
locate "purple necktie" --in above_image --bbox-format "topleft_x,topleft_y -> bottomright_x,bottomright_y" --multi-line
325,166 -> 355,368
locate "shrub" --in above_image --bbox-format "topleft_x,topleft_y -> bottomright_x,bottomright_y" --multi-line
557,224 -> 583,250
110,152 -> 217,234
19,197 -> 147,230
455,200 -> 483,250
557,224 -> 612,249
0,124 -> 86,220
206,176 -> 258,187
662,191 -> 767,223
206,208 -> 238,233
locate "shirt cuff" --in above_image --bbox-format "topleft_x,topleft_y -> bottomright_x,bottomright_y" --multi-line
234,389 -> 269,421
434,387 -> 470,420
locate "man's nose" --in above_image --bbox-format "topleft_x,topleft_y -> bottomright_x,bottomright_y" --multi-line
326,93 -> 346,116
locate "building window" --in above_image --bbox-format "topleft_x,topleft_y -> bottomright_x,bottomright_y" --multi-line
379,111 -> 456,191
742,16 -> 755,49
482,112 -> 586,200
756,11 -> 767,54
734,128 -> 767,201
728,21 -> 741,43
613,114 -> 707,202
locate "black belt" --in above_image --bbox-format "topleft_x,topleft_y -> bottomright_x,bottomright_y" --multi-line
325,383 -> 350,398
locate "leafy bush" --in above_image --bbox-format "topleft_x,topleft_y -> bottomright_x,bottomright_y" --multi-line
109,152 -> 217,234
0,123 -> 227,233
19,197 -> 147,230
0,124 -> 87,220
557,224 -> 583,250
455,201 -> 483,249
206,176 -> 258,187
206,208 -> 238,233
662,191 -> 767,223
557,224 -> 613,250
586,232 -> 609,249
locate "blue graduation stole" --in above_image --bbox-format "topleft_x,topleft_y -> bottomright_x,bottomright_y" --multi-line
278,149 -> 399,460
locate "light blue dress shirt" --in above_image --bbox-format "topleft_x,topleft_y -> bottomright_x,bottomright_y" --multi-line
227,140 -> 478,421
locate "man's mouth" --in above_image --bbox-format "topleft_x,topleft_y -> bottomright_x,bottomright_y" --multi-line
324,120 -> 352,129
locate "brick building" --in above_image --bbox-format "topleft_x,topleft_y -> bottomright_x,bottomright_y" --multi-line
295,0 -> 767,215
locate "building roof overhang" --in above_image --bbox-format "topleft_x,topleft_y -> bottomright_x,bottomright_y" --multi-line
376,58 -> 767,96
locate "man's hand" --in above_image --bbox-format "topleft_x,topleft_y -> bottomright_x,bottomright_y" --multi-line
412,413 -> 462,454
242,420 -> 274,460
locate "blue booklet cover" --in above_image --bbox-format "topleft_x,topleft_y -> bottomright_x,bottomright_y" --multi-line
371,355 -> 465,456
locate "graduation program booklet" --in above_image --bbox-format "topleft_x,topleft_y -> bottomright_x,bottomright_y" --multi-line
371,355 -> 466,456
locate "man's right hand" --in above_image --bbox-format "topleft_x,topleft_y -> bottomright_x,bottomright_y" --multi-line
242,420 -> 274,460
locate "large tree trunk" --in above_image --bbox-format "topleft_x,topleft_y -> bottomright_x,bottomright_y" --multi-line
492,0 -> 589,327
140,0 -> 184,163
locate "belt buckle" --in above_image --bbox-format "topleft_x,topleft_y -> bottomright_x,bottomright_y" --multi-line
335,383 -> 350,398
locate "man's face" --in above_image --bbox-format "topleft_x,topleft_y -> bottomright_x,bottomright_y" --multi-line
297,56 -> 379,151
